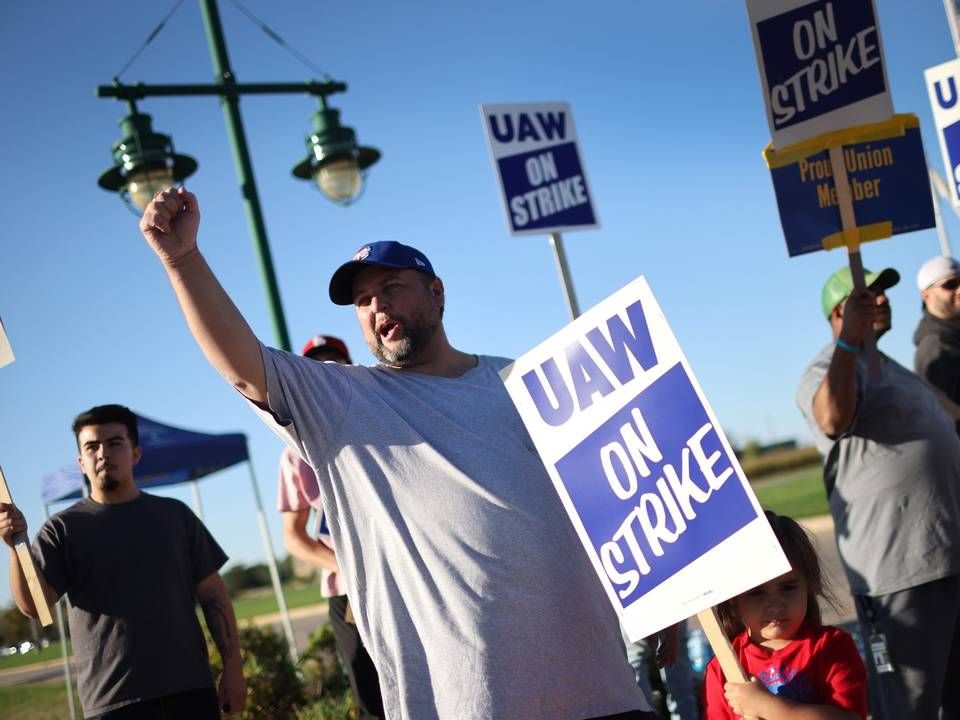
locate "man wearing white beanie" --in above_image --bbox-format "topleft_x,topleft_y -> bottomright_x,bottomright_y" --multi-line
914,255 -> 960,428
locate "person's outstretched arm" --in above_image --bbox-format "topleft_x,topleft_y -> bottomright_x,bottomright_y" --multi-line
139,187 -> 266,404
812,288 -> 875,437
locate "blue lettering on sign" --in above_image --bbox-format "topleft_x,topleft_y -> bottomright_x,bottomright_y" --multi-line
944,120 -> 960,200
770,125 -> 934,256
935,77 -> 959,110
487,111 -> 567,143
554,363 -> 756,607
521,299 -> 658,426
498,142 -> 595,231
757,0 -> 886,129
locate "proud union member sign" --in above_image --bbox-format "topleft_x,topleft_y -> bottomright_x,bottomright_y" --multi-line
500,278 -> 789,641
481,101 -> 599,235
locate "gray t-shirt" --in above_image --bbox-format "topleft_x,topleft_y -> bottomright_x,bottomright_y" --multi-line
252,345 -> 647,720
34,493 -> 227,717
797,344 -> 960,596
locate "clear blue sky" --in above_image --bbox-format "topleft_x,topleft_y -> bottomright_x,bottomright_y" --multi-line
1,1 -> 956,607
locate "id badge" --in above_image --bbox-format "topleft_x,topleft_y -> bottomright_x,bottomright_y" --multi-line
869,632 -> 894,674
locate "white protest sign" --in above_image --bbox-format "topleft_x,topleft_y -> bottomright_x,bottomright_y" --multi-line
0,317 -> 13,369
480,101 -> 599,235
926,58 -> 960,207
746,0 -> 893,149
500,277 -> 790,641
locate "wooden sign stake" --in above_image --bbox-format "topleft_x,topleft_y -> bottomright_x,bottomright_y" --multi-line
0,465 -> 53,626
697,607 -> 760,719
696,607 -> 747,683
828,144 -> 881,379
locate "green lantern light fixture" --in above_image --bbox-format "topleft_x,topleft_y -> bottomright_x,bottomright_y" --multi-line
292,97 -> 380,205
97,100 -> 198,211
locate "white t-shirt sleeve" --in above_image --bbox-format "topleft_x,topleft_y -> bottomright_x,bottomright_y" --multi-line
245,342 -> 353,466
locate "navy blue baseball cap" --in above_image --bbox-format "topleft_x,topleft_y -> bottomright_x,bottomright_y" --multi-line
329,241 -> 436,305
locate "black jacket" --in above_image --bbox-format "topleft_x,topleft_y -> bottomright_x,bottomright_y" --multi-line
913,309 -> 960,422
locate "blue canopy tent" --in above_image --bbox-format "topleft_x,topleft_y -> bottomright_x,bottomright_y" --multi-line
40,414 -> 297,719
42,415 -> 248,503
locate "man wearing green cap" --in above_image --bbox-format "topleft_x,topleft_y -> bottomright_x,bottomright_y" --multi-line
796,266 -> 960,719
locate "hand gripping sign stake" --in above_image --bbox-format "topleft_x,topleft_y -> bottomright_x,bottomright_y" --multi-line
0,465 -> 53,626
697,607 -> 764,719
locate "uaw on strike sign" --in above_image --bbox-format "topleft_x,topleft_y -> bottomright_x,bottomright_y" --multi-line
501,279 -> 789,641
748,0 -> 933,256
926,58 -> 960,208
747,0 -> 893,149
481,102 -> 598,235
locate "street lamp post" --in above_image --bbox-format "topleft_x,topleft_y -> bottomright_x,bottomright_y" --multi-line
96,0 -> 380,352
93,0 -> 380,670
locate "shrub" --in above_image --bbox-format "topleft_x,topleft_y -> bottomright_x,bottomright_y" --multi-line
208,624 -> 305,719
740,445 -> 821,481
298,624 -> 351,703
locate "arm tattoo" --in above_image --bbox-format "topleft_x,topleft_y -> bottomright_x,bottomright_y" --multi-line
200,594 -> 236,660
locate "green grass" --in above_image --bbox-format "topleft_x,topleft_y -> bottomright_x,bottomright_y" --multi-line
0,682 -> 81,720
0,584 -> 325,674
230,583 -> 326,621
751,464 -> 829,518
0,644 -> 70,672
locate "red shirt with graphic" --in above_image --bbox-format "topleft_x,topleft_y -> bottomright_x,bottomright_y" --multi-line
702,623 -> 867,719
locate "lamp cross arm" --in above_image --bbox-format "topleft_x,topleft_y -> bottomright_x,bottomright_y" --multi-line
96,80 -> 347,101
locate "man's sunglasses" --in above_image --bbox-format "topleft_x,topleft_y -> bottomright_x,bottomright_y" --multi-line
937,277 -> 960,292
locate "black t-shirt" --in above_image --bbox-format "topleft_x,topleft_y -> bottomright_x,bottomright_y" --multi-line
33,493 -> 227,717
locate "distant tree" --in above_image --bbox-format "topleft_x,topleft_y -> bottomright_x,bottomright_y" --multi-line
0,605 -> 32,647
222,562 -> 278,596
741,439 -> 762,460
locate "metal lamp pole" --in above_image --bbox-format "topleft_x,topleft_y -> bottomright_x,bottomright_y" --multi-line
96,0 -> 380,664
98,0 -> 379,351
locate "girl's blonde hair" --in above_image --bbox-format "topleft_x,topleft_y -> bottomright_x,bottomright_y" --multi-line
716,510 -> 837,638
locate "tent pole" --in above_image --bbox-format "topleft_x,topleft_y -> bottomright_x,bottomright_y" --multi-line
246,460 -> 299,663
190,480 -> 205,521
45,504 -> 77,720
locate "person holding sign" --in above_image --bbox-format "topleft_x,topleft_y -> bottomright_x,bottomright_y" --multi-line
1,404 -> 245,719
702,511 -> 866,719
138,187 -> 653,720
276,334 -> 384,720
797,268 -> 960,719
913,255 -> 960,430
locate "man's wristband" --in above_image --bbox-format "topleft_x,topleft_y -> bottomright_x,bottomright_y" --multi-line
836,338 -> 860,354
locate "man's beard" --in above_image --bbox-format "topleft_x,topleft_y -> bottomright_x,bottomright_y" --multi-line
370,310 -> 440,366
96,473 -> 120,493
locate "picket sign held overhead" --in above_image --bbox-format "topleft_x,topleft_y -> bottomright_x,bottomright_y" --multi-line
500,277 -> 789,645
0,466 -> 52,626
747,0 -> 929,378
746,0 -> 893,150
764,114 -> 935,256
481,101 -> 599,236
0,317 -> 13,369
926,58 -> 960,208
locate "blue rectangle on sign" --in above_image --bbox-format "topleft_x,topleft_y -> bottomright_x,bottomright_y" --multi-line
769,124 -> 934,256
757,0 -> 886,132
498,141 -> 597,233
554,363 -> 755,608
944,119 -> 960,201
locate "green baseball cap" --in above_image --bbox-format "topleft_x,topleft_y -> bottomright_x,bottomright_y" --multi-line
821,266 -> 900,319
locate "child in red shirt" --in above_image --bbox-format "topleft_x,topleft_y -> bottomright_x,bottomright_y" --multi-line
702,511 -> 867,719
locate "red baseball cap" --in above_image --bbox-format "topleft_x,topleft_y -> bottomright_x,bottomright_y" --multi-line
301,335 -> 351,363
